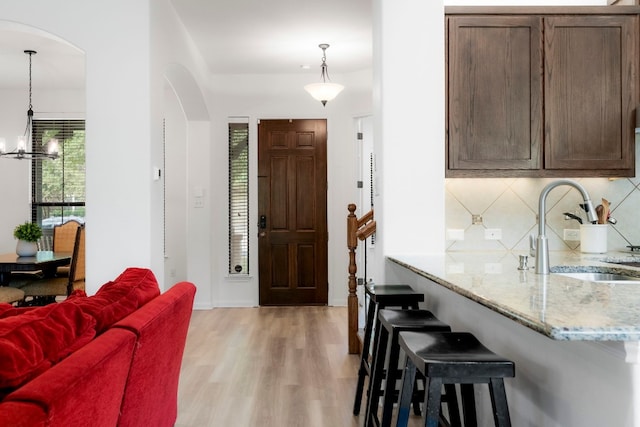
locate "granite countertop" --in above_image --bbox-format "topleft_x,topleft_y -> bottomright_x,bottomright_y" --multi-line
388,251 -> 640,341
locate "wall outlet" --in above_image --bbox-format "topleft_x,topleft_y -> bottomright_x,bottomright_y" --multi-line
447,229 -> 465,241
484,228 -> 502,240
564,228 -> 580,241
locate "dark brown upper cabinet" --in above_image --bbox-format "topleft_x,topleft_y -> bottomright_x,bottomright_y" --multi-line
446,7 -> 638,178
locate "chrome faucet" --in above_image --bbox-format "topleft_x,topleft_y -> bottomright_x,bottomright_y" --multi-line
535,179 -> 598,274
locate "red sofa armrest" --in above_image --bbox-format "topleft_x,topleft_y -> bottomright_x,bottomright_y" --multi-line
4,328 -> 136,427
113,281 -> 196,427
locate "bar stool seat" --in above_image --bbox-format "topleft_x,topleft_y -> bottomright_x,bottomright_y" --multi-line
396,331 -> 515,427
353,285 -> 424,416
365,309 -> 454,427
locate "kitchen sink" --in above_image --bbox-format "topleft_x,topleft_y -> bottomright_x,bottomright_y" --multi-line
553,271 -> 640,284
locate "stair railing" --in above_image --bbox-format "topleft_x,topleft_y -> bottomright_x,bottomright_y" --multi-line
347,203 -> 376,354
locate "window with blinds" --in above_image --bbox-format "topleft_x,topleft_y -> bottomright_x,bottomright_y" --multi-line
31,119 -> 86,245
229,120 -> 249,275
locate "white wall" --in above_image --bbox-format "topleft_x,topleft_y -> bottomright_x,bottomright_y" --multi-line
1,0 -> 615,309
208,70 -> 371,307
0,1 -> 215,298
1,1 -> 159,293
372,0 -> 446,285
163,86 -> 188,285
0,1 -> 364,308
150,1 -> 213,305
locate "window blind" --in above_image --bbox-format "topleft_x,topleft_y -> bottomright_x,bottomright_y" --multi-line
31,119 -> 86,241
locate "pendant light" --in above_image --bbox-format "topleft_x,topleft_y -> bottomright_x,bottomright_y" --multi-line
0,50 -> 59,160
304,44 -> 344,106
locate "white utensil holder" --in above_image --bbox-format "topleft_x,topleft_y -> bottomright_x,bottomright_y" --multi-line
580,224 -> 608,253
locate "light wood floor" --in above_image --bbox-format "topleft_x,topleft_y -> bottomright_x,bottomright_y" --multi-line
175,306 -> 424,427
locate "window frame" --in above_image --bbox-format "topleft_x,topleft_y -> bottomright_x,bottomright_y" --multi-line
31,118 -> 86,247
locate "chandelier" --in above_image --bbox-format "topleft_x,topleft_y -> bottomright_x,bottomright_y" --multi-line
0,50 -> 59,160
304,44 -> 344,106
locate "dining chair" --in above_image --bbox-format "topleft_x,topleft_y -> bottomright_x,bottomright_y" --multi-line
52,219 -> 83,276
0,286 -> 25,305
18,225 -> 85,306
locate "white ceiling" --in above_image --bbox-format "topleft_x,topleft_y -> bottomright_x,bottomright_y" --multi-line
0,26 -> 85,90
0,1 -> 372,90
170,0 -> 372,75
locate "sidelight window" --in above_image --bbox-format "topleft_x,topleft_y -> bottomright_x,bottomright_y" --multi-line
228,119 -> 249,275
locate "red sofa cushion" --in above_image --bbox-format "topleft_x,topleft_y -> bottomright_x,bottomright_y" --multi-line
66,267 -> 160,333
0,303 -> 96,391
0,303 -> 17,318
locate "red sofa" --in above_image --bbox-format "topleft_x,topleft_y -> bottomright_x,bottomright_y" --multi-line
0,268 -> 196,427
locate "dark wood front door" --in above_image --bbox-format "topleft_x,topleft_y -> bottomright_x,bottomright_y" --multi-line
258,119 -> 328,305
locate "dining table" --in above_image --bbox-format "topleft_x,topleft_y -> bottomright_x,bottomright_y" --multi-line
0,251 -> 72,286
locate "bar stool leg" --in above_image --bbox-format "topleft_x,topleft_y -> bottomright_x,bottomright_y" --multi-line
460,384 -> 477,427
354,298 -> 378,415
395,358 -> 417,427
379,331 -> 403,426
364,319 -> 390,426
423,377 -> 443,427
489,378 -> 512,427
443,384 -> 462,427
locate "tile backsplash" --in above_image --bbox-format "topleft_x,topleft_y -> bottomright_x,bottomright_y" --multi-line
445,154 -> 640,254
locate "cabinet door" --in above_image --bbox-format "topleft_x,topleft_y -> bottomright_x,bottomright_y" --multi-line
447,16 -> 543,175
545,15 -> 637,174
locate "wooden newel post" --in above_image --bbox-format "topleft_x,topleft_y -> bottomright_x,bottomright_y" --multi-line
347,203 -> 360,354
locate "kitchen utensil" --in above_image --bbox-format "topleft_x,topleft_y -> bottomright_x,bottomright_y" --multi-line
595,204 -> 605,224
602,198 -> 610,224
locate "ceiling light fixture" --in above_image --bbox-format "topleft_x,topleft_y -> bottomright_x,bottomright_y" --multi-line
0,50 -> 59,160
304,43 -> 344,106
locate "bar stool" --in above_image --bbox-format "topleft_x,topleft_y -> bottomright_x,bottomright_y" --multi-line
396,331 -> 515,427
353,285 -> 424,415
364,309 -> 456,427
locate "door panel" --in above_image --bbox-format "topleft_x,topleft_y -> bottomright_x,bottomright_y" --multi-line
258,119 -> 328,305
544,15 -> 636,171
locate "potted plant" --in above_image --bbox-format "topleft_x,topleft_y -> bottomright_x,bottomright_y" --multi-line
13,221 -> 43,257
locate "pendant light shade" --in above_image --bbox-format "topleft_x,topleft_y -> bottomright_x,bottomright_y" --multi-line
304,82 -> 344,105
304,44 -> 344,106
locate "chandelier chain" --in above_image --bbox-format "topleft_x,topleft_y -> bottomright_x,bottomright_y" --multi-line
28,51 -> 33,111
